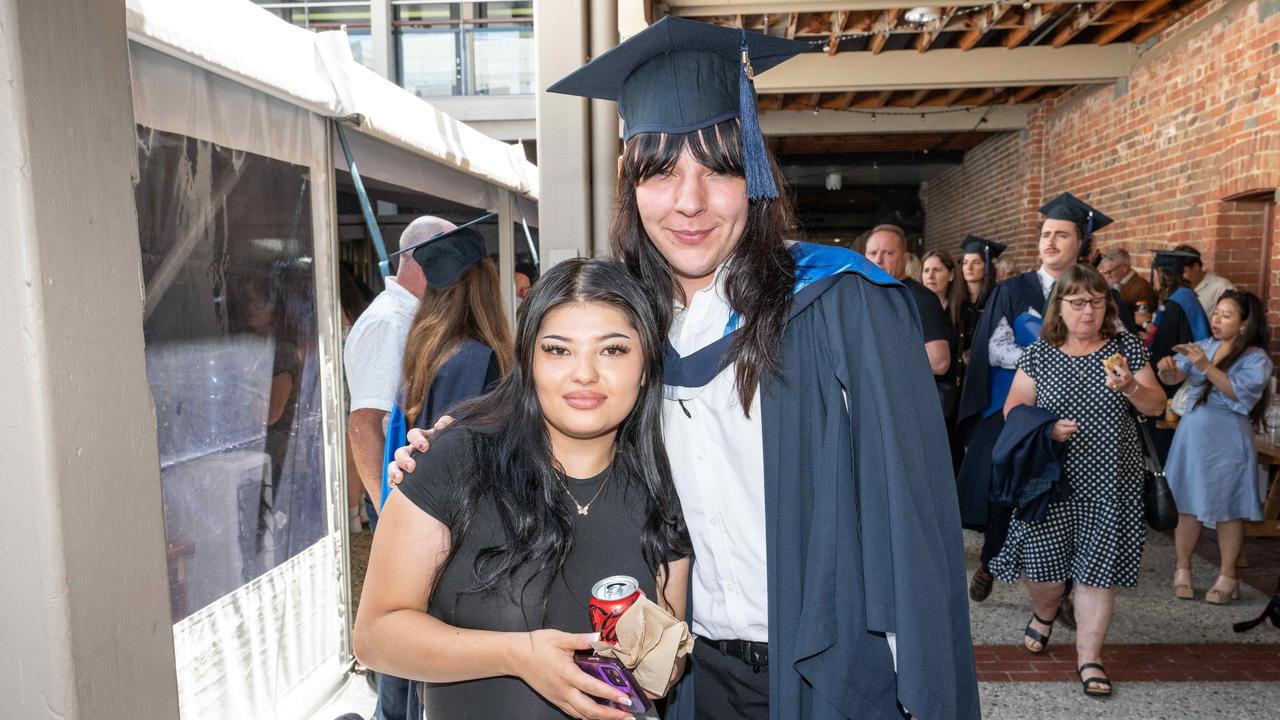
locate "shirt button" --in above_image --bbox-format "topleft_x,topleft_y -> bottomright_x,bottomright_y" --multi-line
709,516 -> 719,526
726,582 -> 738,593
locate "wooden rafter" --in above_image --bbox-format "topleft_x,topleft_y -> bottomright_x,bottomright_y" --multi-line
1051,2 -> 1116,48
956,3 -> 1013,51
871,89 -> 895,108
757,94 -> 785,111
940,87 -> 966,106
1095,0 -> 1174,44
825,10 -> 851,55
1130,0 -> 1213,44
819,91 -> 857,109
908,89 -> 931,107
869,8 -> 902,55
914,7 -> 958,53
785,12 -> 799,39
1010,85 -> 1043,103
1005,3 -> 1059,49
968,87 -> 999,106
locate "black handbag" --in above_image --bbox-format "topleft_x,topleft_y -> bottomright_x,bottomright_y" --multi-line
1133,411 -> 1179,531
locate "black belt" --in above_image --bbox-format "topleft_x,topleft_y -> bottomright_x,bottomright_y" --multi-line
710,639 -> 769,671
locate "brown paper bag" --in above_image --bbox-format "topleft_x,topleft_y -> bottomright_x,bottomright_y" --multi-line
590,596 -> 695,697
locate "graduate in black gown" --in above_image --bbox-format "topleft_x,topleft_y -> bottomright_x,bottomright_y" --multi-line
1144,249 -> 1211,461
548,17 -> 978,720
957,193 -> 1116,604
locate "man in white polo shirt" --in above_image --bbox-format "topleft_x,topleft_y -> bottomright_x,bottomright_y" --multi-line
345,216 -> 455,534
344,215 -> 454,720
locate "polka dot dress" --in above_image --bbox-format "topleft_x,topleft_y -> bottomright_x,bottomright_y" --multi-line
990,332 -> 1149,588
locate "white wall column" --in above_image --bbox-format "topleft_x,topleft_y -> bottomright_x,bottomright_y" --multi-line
534,0 -> 591,268
370,0 -> 394,80
0,1 -> 179,718
588,0 -> 620,257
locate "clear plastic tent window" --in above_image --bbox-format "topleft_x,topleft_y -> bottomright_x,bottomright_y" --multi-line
135,126 -> 327,623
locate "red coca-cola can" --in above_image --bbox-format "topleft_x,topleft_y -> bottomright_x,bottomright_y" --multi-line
589,575 -> 643,644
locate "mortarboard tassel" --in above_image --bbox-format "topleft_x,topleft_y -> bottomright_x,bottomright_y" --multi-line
738,29 -> 778,201
1079,211 -> 1095,260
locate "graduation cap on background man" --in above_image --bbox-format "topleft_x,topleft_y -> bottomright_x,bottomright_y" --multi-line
389,213 -> 494,288
1039,192 -> 1114,260
959,235 -> 1006,261
547,16 -> 810,201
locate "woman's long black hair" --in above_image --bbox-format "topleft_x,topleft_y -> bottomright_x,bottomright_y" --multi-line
440,258 -> 689,614
1194,289 -> 1271,425
611,120 -> 797,415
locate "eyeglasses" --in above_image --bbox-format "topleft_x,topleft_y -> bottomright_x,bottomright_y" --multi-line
1061,297 -> 1107,310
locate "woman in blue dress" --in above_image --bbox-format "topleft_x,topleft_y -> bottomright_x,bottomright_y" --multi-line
1160,289 -> 1272,605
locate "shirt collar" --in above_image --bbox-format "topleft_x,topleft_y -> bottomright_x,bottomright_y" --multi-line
1120,269 -> 1136,285
672,263 -> 731,313
1035,266 -> 1056,298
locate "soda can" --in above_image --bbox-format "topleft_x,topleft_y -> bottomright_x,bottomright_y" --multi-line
589,575 -> 643,644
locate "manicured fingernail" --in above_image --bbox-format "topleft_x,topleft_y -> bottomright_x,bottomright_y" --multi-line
618,696 -> 632,706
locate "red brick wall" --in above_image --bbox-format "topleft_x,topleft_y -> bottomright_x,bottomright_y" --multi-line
923,0 -> 1280,330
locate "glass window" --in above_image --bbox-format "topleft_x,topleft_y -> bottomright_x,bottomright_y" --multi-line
347,28 -> 375,69
468,23 -> 533,95
135,127 -> 327,622
396,3 -> 463,96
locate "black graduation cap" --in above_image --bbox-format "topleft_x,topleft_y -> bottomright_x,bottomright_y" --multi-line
389,213 -> 494,288
959,235 -> 1007,260
1151,250 -> 1201,274
547,16 -> 809,200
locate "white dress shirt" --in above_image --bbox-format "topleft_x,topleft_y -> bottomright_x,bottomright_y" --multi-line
661,269 -> 899,667
663,271 -> 769,642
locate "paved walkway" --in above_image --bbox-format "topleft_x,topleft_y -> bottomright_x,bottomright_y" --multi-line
967,529 -> 1280,718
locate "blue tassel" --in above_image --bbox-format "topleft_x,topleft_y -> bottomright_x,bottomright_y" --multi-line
738,29 -> 777,201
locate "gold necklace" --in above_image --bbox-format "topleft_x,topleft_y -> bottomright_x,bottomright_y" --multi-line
559,472 -> 611,516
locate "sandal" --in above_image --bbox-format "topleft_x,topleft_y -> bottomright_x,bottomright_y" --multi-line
1077,663 -> 1112,697
1022,609 -> 1058,654
969,567 -> 994,603
1205,576 -> 1240,605
1173,569 -> 1194,600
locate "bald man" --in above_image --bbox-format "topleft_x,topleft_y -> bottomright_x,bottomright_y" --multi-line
343,216 -> 455,720
344,215 -> 455,525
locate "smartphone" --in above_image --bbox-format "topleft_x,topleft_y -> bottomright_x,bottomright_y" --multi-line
573,653 -> 650,713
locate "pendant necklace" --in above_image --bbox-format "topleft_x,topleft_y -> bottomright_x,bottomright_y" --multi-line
559,471 -> 611,516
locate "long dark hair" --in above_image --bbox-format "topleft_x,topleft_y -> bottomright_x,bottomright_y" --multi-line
612,119 -> 796,415
1040,264 -> 1119,347
440,258 -> 689,614
961,250 -> 996,309
922,249 -> 964,327
1195,290 -> 1271,425
1157,267 -> 1190,304
401,259 -> 514,424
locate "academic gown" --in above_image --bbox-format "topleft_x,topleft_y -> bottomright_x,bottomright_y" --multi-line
954,271 -> 1046,528
663,244 -> 980,720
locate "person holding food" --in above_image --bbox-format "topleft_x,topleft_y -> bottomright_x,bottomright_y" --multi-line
1161,289 -> 1272,605
989,264 -> 1165,698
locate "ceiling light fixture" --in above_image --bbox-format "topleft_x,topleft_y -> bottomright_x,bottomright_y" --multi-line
904,7 -> 942,24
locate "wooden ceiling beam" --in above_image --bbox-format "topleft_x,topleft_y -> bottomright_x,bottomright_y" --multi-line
826,10 -> 851,55
1051,2 -> 1115,48
1095,0 -> 1171,44
1130,0 -> 1212,45
1010,85 -> 1043,103
956,3 -> 1015,51
908,88 -> 931,107
939,87 -> 966,106
871,89 -> 895,108
1005,3 -> 1059,49
914,7 -> 958,53
869,9 -> 902,55
785,11 -> 799,39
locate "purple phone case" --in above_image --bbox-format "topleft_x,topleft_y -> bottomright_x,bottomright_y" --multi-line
573,653 -> 651,713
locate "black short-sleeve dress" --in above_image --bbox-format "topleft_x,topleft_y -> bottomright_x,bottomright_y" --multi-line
990,332 -> 1150,588
395,426 -> 688,720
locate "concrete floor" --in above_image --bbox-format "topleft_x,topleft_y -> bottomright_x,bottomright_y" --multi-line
346,528 -> 1280,719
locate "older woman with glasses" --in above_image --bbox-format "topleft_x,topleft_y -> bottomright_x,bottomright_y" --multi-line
990,264 -> 1165,698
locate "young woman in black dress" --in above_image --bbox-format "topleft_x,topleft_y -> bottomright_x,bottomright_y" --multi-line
355,258 -> 691,720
